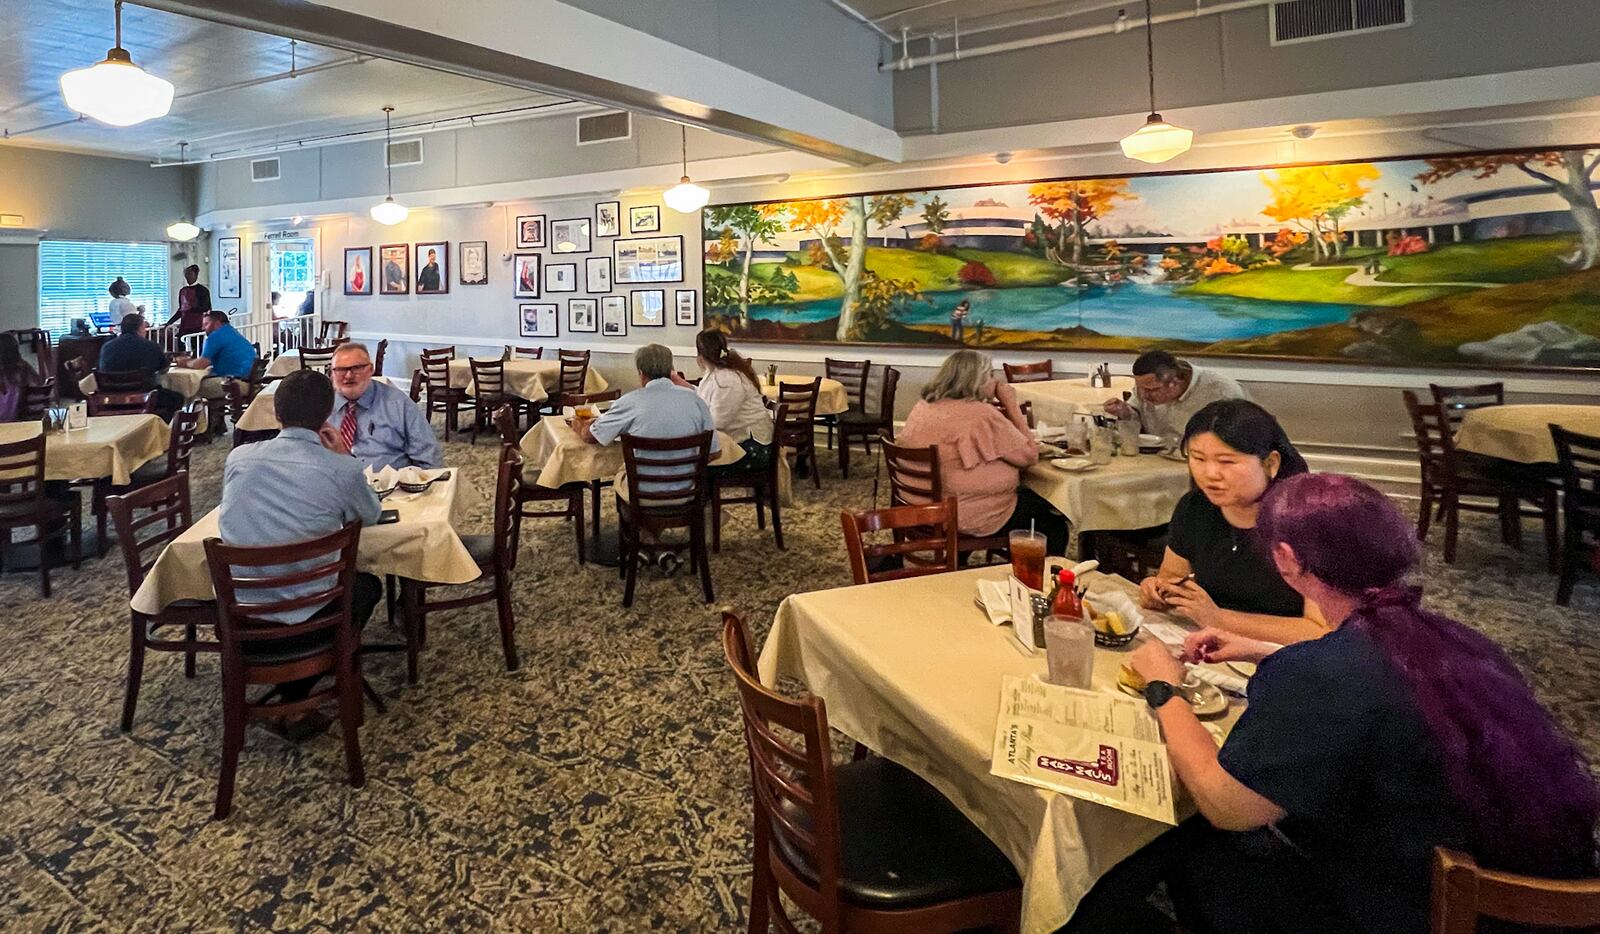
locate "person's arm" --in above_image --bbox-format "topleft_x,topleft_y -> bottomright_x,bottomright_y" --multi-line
344,466 -> 383,526
1163,580 -> 1329,644
401,395 -> 443,468
991,380 -> 1031,436
585,401 -> 629,446
195,284 -> 212,313
1138,546 -> 1194,609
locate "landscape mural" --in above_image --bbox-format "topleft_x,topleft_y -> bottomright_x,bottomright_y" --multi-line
701,147 -> 1600,369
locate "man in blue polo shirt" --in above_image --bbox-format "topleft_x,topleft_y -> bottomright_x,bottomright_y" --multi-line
177,309 -> 256,402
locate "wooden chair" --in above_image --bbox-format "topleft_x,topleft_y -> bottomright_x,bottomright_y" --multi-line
297,346 -> 338,371
837,366 -> 900,480
616,431 -> 714,607
1431,847 -> 1600,934
1403,391 -> 1558,568
93,368 -> 152,393
506,346 -> 543,360
776,378 -> 822,490
992,398 -> 1035,428
10,328 -> 54,382
820,357 -> 871,451
420,347 -> 471,440
721,610 -> 1021,934
17,379 -> 55,421
841,500 -> 962,585
0,434 -> 81,596
1002,361 -> 1054,383
539,350 -> 593,416
105,472 -> 217,732
398,446 -> 524,682
880,437 -> 1010,565
467,358 -> 509,445
1552,425 -> 1600,606
372,338 -> 388,377
86,389 -> 157,417
318,320 -> 349,343
711,405 -> 785,553
91,400 -> 205,554
493,405 -> 586,562
408,369 -> 424,404
202,522 -> 368,820
1429,382 -> 1504,435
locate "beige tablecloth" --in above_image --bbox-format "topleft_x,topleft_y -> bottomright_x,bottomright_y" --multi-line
78,367 -> 212,400
758,565 -> 1244,934
760,375 -> 851,417
1023,452 -> 1190,533
1012,376 -> 1137,427
446,358 -> 606,401
520,417 -> 745,489
130,472 -> 479,615
0,415 -> 169,485
265,350 -> 306,378
236,377 -> 395,432
1454,403 -> 1600,464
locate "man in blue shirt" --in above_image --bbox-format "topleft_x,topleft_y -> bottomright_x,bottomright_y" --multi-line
99,313 -> 170,386
582,343 -> 718,491
178,310 -> 257,404
320,342 -> 442,470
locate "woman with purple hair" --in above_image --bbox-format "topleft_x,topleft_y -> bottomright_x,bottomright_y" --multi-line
1069,473 -> 1598,934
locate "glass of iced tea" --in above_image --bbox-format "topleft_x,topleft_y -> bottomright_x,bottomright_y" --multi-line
1009,529 -> 1047,591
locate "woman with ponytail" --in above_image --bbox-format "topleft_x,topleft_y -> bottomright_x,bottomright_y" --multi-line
671,329 -> 772,474
1086,473 -> 1599,934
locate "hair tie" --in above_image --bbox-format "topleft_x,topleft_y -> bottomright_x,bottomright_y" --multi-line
1359,583 -> 1422,610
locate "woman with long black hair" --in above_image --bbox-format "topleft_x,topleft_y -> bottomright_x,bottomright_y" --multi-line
0,333 -> 39,422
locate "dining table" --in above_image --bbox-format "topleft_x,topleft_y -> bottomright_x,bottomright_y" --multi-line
78,366 -> 212,401
1023,450 -> 1191,547
759,374 -> 852,416
447,357 -> 608,403
0,414 -> 170,485
1454,403 -> 1600,465
759,565 -> 1245,934
1012,376 -> 1137,427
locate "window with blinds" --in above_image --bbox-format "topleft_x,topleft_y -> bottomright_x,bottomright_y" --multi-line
37,239 -> 171,336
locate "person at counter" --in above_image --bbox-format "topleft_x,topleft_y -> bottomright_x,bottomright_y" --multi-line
1104,350 -> 1247,442
318,342 -> 440,471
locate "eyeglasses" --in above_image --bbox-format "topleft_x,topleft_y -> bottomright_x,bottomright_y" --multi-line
331,363 -> 372,376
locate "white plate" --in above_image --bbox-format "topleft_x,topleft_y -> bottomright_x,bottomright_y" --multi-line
1051,457 -> 1096,472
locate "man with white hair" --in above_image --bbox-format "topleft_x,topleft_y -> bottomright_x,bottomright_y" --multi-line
321,341 -> 441,470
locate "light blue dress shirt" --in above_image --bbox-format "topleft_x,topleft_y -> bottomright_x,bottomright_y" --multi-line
218,427 -> 383,623
589,378 -> 718,494
327,378 -> 442,471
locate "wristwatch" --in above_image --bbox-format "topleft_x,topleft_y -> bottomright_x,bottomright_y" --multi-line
1142,680 -> 1178,710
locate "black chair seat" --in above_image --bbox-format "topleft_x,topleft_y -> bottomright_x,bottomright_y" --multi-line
129,459 -> 170,485
771,757 -> 1019,910
239,631 -> 336,666
460,533 -> 495,567
836,411 -> 889,429
0,498 -> 72,522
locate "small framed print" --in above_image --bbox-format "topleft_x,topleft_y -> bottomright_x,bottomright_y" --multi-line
628,204 -> 661,234
512,253 -> 541,299
414,241 -> 449,295
585,256 -> 612,293
379,243 -> 410,295
600,296 -> 627,336
675,289 -> 698,326
595,200 -> 621,238
520,302 -> 559,339
218,237 -> 242,299
549,217 -> 591,254
459,240 -> 488,285
614,235 -> 684,284
343,246 -> 373,295
544,262 -> 577,293
568,298 -> 598,333
515,214 -> 546,249
630,288 -> 666,328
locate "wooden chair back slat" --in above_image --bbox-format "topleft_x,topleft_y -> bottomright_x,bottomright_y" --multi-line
318,320 -> 349,344
557,350 -> 591,397
372,338 -> 387,377
620,431 -> 713,513
87,390 -> 157,417
297,347 -> 338,371
841,499 -> 962,585
0,434 -> 47,506
18,379 -> 55,421
1429,382 -> 1505,434
775,378 -> 821,428
420,347 -> 455,388
1553,425 -> 1600,509
1003,360 -> 1054,383
94,369 -> 149,393
508,346 -> 543,360
824,357 -> 870,409
881,437 -> 941,506
992,398 -> 1035,428
1432,847 -> 1600,934
203,524 -> 361,643
1404,390 -> 1459,471
105,472 -> 193,594
492,404 -> 521,447
470,358 -> 507,397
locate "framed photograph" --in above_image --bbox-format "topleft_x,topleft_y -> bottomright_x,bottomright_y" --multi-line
218,237 -> 241,299
600,296 -> 627,336
343,246 -> 373,296
544,262 -> 577,293
459,240 -> 488,285
549,217 -> 592,254
512,252 -> 541,299
630,288 -> 666,328
675,289 -> 698,326
568,297 -> 598,333
515,214 -> 546,249
614,235 -> 684,284
519,302 -> 559,339
595,200 -> 621,238
584,256 -> 612,293
628,204 -> 661,234
414,241 -> 449,294
379,243 -> 410,295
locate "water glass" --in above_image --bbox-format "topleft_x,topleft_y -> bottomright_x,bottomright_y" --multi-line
1089,426 -> 1115,465
1117,418 -> 1141,455
1063,419 -> 1089,454
1043,615 -> 1096,689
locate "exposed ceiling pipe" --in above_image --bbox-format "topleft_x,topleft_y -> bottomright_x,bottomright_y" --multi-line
904,0 -> 1140,42
881,0 -> 1276,71
825,0 -> 898,41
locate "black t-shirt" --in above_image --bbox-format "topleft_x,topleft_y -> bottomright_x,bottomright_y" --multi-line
1166,490 -> 1303,618
98,334 -> 170,386
1219,625 -> 1470,934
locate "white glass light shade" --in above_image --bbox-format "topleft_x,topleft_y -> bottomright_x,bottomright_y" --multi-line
370,196 -> 409,226
664,177 -> 710,214
1119,114 -> 1193,164
60,50 -> 174,127
165,220 -> 200,241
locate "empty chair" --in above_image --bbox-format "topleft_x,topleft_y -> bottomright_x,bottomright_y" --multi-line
1431,847 -> 1600,934
297,346 -> 338,372
86,389 -> 157,417
318,320 -> 349,343
616,431 -> 715,607
507,346 -> 543,360
837,366 -> 900,480
711,402 -> 786,553
494,405 -> 585,561
419,347 -> 471,440
819,357 -> 871,450
17,379 -> 55,422
1002,361 -> 1054,383
93,369 -> 152,393
0,434 -> 82,596
841,499 -> 962,585
540,350 -> 592,416
1551,425 -> 1600,606
467,358 -> 508,445
90,400 -> 204,555
372,338 -> 388,377
1429,382 -> 1504,435
775,377 -> 822,490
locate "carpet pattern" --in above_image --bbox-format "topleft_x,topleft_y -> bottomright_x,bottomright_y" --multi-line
0,432 -> 1595,932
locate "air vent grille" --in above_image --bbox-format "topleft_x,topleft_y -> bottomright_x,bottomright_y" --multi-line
577,111 -> 631,145
250,157 -> 280,182
1270,0 -> 1408,44
386,139 -> 424,167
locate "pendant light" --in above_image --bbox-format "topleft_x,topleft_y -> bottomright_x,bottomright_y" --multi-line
165,142 -> 200,241
60,1 -> 175,127
1119,0 -> 1192,164
370,106 -> 409,226
663,125 -> 710,214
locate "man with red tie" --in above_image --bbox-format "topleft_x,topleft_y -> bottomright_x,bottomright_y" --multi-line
319,342 -> 441,470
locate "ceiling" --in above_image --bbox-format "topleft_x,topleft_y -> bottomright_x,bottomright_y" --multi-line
839,0 -> 1185,42
0,0 -> 572,161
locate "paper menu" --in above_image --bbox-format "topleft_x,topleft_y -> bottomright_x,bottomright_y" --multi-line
990,675 -> 1178,825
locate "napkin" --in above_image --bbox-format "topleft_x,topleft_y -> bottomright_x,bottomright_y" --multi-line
1185,663 -> 1249,697
364,464 -> 399,489
976,579 -> 1012,626
398,466 -> 432,486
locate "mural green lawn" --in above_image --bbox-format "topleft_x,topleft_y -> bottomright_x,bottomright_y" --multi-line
1374,234 -> 1579,284
744,247 -> 1071,306
946,249 -> 1072,287
1183,264 -> 1471,306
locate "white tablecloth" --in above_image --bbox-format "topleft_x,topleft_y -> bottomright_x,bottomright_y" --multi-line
1012,377 -> 1137,428
760,375 -> 852,417
1023,452 -> 1190,533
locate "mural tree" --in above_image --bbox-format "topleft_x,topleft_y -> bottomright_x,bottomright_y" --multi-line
1259,164 -> 1380,262
771,195 -> 914,340
704,204 -> 786,325
1416,150 -> 1600,270
1026,179 -> 1137,267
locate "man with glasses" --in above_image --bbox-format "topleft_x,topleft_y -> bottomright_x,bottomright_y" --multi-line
1103,350 -> 1248,443
320,342 -> 441,470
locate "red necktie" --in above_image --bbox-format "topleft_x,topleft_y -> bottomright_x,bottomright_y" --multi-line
340,401 -> 358,451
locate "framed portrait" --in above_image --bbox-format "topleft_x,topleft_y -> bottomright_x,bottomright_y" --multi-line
218,237 -> 242,299
675,289 -> 698,326
414,241 -> 449,294
343,246 -> 373,296
630,288 -> 666,328
515,214 -> 546,249
512,252 -> 541,299
568,297 -> 598,333
628,204 -> 661,234
549,217 -> 592,254
379,243 -> 410,295
519,302 -> 559,339
614,235 -> 684,284
544,262 -> 577,293
459,240 -> 488,285
600,296 -> 627,336
595,200 -> 621,238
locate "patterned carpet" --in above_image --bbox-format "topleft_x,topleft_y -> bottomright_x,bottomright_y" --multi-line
0,431 -> 1595,933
